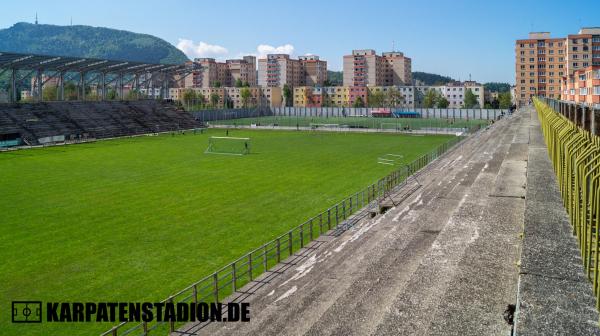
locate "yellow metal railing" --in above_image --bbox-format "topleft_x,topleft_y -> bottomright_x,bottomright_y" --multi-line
534,98 -> 600,307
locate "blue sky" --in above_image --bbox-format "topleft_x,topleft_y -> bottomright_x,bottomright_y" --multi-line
2,0 -> 599,84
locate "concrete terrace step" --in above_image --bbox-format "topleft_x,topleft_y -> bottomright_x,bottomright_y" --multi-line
179,111 -> 530,336
513,106 -> 600,336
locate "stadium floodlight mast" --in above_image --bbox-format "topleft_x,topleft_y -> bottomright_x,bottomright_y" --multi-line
205,136 -> 251,156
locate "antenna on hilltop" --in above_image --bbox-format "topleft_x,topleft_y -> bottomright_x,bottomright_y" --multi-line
392,40 -> 395,52
35,12 -> 38,25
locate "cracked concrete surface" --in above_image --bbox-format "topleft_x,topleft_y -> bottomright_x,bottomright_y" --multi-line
179,110 -> 530,336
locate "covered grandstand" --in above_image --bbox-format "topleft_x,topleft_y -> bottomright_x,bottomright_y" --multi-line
0,51 -> 201,147
0,50 -> 198,102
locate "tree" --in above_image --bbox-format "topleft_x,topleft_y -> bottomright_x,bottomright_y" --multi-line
240,87 -> 251,108
210,93 -> 220,108
423,89 -> 440,108
412,72 -> 454,86
491,98 -> 500,109
321,90 -> 330,107
368,90 -> 385,107
64,82 -> 78,100
86,91 -> 99,101
353,96 -> 365,108
196,93 -> 206,107
437,96 -> 450,108
42,85 -> 58,101
235,79 -> 243,88
483,82 -> 511,93
225,97 -> 234,108
243,81 -> 250,87
414,89 -> 424,107
182,89 -> 197,106
464,88 -> 479,108
126,89 -> 140,100
385,87 -> 404,107
498,92 -> 512,109
326,71 -> 343,86
213,81 -> 221,88
283,84 -> 292,107
106,89 -> 118,100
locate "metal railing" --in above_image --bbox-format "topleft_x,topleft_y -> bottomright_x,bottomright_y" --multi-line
533,98 -> 600,309
101,133 -> 467,336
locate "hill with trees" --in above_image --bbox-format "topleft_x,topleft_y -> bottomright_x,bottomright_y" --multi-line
483,82 -> 511,93
0,22 -> 189,64
412,72 -> 455,85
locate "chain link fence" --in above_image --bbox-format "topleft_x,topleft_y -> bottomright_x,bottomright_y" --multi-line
101,132 -> 469,336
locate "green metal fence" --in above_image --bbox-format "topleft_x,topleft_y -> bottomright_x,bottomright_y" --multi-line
534,98 -> 600,309
101,133 -> 468,336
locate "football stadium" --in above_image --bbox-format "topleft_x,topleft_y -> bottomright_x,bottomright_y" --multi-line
3,3 -> 600,336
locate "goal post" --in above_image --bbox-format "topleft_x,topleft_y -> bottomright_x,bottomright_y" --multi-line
205,136 -> 251,155
379,122 -> 402,130
309,123 -> 340,130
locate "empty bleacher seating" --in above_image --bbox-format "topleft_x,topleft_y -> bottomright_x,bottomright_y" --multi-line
0,100 -> 200,145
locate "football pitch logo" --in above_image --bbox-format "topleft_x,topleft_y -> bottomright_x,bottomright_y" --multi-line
12,301 -> 42,323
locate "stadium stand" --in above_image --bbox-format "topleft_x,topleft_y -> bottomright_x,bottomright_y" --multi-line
0,100 -> 199,146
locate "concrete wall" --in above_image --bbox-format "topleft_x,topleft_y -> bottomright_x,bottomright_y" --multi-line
271,107 -> 508,120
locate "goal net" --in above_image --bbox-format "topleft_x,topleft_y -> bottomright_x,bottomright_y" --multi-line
205,136 -> 251,155
309,123 -> 340,130
380,122 -> 402,131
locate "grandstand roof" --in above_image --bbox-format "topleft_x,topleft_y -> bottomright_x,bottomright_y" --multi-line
0,51 -> 196,75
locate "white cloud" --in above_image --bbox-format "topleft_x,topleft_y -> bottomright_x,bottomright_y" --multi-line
176,39 -> 228,59
254,44 -> 295,58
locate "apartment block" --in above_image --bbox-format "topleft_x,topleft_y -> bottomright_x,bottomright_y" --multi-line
415,82 -> 484,108
342,49 -> 412,87
368,86 -> 415,108
566,28 -> 600,78
298,55 -> 328,86
170,86 -> 282,108
185,56 -> 257,88
323,86 -> 350,107
515,28 -> 600,106
442,81 -> 484,108
560,66 -> 600,108
258,54 -> 327,88
515,32 -> 566,106
293,85 -> 417,108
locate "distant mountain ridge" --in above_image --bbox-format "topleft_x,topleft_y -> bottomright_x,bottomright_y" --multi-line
0,22 -> 189,64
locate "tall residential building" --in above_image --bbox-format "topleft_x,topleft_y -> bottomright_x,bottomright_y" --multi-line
298,55 -> 328,86
515,28 -> 600,106
257,54 -> 327,88
566,28 -> 600,77
185,56 -> 257,88
342,49 -> 412,87
515,32 -> 566,106
560,66 -> 600,108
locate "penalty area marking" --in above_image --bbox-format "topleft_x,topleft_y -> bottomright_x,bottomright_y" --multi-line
377,153 -> 404,165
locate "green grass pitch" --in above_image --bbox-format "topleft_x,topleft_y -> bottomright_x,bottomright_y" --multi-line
205,116 -> 490,130
0,129 -> 453,335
